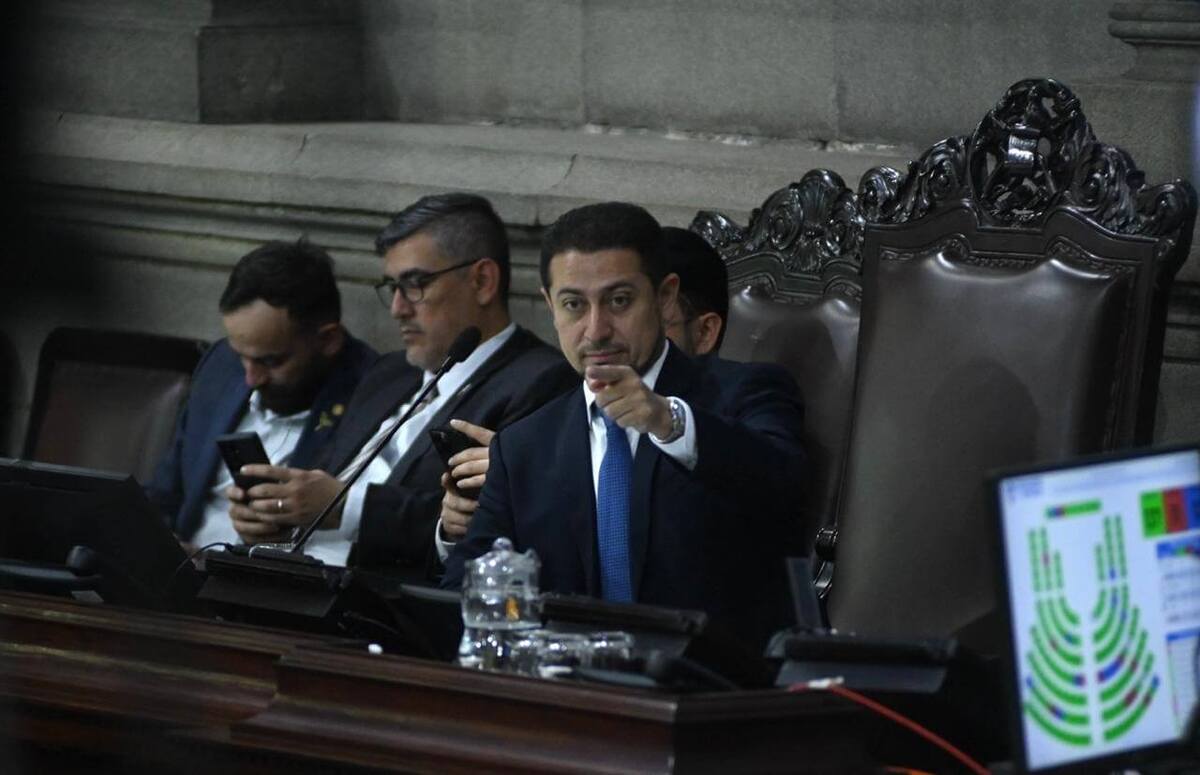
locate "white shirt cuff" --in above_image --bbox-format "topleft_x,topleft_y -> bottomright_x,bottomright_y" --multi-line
435,517 -> 456,563
649,397 -> 698,470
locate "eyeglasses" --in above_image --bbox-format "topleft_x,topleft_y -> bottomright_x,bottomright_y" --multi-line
373,259 -> 478,307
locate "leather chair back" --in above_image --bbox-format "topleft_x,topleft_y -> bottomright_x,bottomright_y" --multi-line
24,328 -> 208,483
692,169 -> 864,553
826,79 -> 1197,648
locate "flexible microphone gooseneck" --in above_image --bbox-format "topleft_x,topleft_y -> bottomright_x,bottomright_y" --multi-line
255,326 -> 483,563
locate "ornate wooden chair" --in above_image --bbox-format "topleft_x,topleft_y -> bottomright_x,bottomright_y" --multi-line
692,169 -> 864,556
24,327 -> 208,483
824,78 -> 1196,650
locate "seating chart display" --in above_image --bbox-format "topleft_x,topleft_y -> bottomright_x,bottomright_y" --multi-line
996,449 -> 1200,771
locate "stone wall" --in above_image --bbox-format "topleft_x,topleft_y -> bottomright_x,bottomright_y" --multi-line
3,0 -> 1197,459
358,1 -> 1131,146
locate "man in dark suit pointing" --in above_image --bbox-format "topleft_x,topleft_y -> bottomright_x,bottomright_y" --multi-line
229,193 -> 575,574
444,202 -> 806,649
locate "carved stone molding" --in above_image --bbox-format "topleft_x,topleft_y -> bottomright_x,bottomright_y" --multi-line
691,169 -> 863,303
20,1 -> 362,123
1109,1 -> 1200,82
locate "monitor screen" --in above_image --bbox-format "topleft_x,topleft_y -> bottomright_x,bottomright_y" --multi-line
994,446 -> 1200,772
0,458 -> 199,609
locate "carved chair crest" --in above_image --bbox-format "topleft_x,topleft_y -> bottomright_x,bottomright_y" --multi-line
822,79 -> 1199,641
858,78 -> 1196,264
690,168 -> 864,302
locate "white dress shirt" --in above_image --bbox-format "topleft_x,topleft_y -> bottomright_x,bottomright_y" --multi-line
192,391 -> 310,551
320,323 -> 519,566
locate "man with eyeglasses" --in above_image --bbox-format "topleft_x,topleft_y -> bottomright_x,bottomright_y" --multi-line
146,239 -> 378,552
227,193 -> 576,575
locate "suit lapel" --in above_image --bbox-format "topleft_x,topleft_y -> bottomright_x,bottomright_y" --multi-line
290,339 -> 368,468
333,364 -> 422,473
628,434 -> 658,600
386,328 -> 535,484
562,390 -> 599,595
629,343 -> 696,599
193,375 -> 250,496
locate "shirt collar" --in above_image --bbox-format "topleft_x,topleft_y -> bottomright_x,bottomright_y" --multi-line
247,389 -> 312,423
425,322 -> 518,398
582,338 -> 671,419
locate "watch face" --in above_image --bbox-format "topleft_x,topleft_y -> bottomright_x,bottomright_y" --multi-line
667,397 -> 685,441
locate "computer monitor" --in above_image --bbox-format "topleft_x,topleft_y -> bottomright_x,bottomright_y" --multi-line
992,444 -> 1200,773
0,458 -> 200,609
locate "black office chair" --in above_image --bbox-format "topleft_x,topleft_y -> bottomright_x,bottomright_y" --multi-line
692,169 -> 864,557
23,327 -> 208,482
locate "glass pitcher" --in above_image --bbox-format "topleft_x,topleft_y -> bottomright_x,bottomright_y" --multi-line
458,537 -> 542,669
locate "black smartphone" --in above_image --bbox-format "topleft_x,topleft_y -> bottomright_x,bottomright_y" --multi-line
428,425 -> 482,498
215,431 -> 274,494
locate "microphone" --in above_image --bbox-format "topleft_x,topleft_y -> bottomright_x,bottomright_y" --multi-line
445,326 -> 482,366
255,326 -> 483,562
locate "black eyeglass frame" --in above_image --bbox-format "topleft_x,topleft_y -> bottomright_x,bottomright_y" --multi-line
373,258 -> 479,306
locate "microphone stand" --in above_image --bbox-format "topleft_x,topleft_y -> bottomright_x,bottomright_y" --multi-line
250,330 -> 482,565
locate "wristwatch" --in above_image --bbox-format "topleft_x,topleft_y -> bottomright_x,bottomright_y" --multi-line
651,396 -> 686,444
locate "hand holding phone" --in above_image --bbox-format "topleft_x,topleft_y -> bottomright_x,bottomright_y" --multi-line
216,432 -> 275,497
429,425 -> 478,467
429,425 -> 482,499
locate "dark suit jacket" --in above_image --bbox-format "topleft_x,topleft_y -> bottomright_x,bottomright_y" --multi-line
319,326 -> 578,577
444,344 -> 807,651
145,334 -> 378,540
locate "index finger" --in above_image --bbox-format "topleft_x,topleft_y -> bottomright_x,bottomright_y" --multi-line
449,419 -> 495,445
584,364 -> 637,386
240,463 -> 292,480
447,446 -> 488,468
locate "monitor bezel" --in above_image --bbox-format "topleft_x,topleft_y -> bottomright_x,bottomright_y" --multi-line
988,441 -> 1200,775
0,457 -> 198,609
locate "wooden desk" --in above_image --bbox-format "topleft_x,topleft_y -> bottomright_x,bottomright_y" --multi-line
0,592 -> 875,773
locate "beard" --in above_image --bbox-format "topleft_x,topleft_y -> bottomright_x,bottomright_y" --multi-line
256,361 -> 330,416
257,383 -> 317,416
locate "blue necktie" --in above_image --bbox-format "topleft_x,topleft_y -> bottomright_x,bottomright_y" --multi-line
596,413 -> 634,602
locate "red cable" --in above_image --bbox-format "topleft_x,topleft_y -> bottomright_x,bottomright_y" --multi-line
789,682 -> 990,775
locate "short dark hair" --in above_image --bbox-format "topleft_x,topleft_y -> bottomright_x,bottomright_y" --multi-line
218,239 -> 341,328
375,192 -> 511,300
663,226 -> 730,347
539,202 -> 666,289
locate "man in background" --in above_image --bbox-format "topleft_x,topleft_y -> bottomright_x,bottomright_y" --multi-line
662,226 -> 728,357
146,239 -> 377,550
228,193 -> 575,574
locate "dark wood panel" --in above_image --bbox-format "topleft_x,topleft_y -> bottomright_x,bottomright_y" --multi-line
0,591 -> 338,730
0,592 -> 876,773
229,645 -> 869,774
